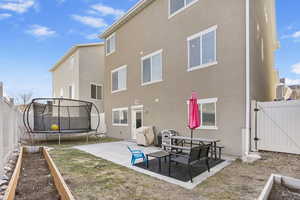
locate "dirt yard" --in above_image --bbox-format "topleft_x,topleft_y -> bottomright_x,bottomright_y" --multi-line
49,139 -> 300,200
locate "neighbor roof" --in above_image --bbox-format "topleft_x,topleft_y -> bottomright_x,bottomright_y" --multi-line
100,0 -> 155,39
49,42 -> 104,72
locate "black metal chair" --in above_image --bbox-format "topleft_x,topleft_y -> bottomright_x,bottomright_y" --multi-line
168,145 -> 210,182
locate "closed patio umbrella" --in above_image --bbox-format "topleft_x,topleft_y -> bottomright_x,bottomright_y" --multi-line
188,92 -> 200,148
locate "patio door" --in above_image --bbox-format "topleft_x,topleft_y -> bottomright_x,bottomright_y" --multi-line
131,106 -> 143,140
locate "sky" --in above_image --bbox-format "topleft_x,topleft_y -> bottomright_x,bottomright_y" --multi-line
0,0 -> 299,100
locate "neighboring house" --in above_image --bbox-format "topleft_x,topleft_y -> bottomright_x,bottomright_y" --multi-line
49,43 -> 105,113
275,78 -> 292,100
289,85 -> 300,100
100,0 -> 279,156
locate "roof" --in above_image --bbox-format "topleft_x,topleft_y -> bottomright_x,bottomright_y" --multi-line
100,0 -> 155,39
49,42 -> 104,72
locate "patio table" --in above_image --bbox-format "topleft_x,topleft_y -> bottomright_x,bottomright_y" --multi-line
146,151 -> 169,172
167,136 -> 221,160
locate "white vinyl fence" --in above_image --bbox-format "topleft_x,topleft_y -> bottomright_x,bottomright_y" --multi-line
0,98 -> 23,176
256,100 -> 300,154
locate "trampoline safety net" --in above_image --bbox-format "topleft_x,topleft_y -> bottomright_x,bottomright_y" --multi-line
24,98 -> 99,134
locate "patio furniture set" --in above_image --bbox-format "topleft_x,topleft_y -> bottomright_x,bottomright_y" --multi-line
128,135 -> 223,182
128,92 -> 224,182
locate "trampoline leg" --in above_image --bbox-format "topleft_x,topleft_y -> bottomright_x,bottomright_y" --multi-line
86,135 -> 89,143
59,134 -> 61,145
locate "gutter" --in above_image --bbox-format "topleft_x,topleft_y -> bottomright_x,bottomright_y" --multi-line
99,0 -> 155,39
244,0 -> 251,154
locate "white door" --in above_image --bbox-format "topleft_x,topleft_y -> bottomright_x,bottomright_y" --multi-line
131,107 -> 143,140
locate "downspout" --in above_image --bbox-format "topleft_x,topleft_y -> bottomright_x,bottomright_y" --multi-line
244,0 -> 251,155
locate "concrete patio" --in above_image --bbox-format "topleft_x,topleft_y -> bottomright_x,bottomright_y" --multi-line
74,140 -> 234,189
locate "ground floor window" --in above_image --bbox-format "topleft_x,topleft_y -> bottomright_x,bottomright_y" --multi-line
112,107 -> 128,126
188,98 -> 218,129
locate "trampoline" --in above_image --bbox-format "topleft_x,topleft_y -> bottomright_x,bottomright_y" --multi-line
23,98 -> 100,144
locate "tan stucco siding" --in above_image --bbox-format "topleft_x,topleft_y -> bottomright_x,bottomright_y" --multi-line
52,45 -> 105,114
104,0 -> 247,156
52,50 -> 80,99
78,45 -> 105,112
250,0 -> 278,101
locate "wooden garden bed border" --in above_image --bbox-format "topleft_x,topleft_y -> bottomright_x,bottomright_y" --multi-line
3,147 -> 23,200
3,146 -> 75,200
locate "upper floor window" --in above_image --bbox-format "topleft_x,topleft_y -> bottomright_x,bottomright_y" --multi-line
169,0 -> 198,18
187,25 -> 217,71
91,83 -> 102,100
111,65 -> 127,93
141,49 -> 163,86
106,33 -> 116,56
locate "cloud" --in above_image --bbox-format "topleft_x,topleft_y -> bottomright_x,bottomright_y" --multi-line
291,31 -> 300,38
281,30 -> 300,40
26,25 -> 56,37
286,78 -> 300,86
291,62 -> 300,75
71,15 -> 107,28
0,0 -> 35,14
0,13 -> 12,19
90,4 -> 125,19
56,0 -> 65,4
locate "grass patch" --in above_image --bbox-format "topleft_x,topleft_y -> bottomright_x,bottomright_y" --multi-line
48,139 -> 300,200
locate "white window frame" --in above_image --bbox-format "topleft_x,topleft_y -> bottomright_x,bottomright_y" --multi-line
106,33 -> 116,56
168,0 -> 199,19
112,107 -> 128,126
90,83 -> 103,100
141,49 -> 163,86
111,65 -> 127,94
187,97 -> 218,130
187,25 -> 218,72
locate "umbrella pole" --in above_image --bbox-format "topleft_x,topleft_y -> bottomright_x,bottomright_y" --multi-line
190,128 -> 193,148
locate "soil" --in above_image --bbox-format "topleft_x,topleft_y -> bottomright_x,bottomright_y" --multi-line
15,152 -> 60,200
268,183 -> 300,200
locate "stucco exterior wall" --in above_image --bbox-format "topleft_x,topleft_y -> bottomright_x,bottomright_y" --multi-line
52,44 -> 105,114
52,50 -> 80,99
78,45 -> 105,112
104,0 -> 247,156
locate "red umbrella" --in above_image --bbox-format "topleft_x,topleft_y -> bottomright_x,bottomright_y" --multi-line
188,92 -> 201,147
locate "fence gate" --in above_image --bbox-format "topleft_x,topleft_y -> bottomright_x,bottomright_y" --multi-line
255,100 -> 300,154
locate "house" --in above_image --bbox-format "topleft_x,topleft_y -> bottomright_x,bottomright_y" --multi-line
289,85 -> 300,100
276,78 -> 292,100
100,0 -> 279,156
49,43 -> 105,113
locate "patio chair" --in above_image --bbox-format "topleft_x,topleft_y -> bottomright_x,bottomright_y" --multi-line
127,146 -> 146,165
168,145 -> 210,183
